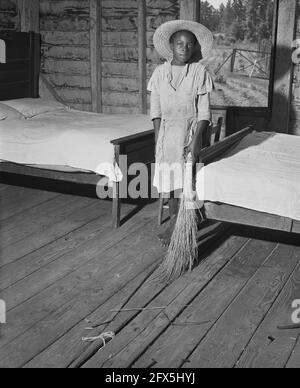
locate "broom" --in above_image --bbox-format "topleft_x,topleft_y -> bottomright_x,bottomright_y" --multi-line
157,152 -> 202,283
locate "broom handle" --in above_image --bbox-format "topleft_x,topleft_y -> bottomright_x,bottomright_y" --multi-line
184,153 -> 195,201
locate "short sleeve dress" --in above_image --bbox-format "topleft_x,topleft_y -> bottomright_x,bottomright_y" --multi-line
147,61 -> 214,194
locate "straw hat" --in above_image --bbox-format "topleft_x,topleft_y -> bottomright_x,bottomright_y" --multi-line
153,20 -> 213,61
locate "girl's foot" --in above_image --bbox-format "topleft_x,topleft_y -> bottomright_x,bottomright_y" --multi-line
157,216 -> 177,247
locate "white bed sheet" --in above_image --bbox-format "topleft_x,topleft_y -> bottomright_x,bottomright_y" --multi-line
196,131 -> 300,221
0,109 -> 152,182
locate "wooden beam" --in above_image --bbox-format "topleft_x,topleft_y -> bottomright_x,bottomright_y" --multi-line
271,0 -> 297,133
90,0 -> 102,113
138,0 -> 147,114
180,0 -> 200,22
17,0 -> 39,32
267,0 -> 279,114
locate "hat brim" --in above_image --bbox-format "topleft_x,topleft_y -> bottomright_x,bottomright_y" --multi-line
153,20 -> 213,61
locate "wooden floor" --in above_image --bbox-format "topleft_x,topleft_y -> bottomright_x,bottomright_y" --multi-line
0,183 -> 300,368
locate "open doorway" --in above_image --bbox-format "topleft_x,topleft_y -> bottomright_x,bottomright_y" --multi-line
201,0 -> 278,109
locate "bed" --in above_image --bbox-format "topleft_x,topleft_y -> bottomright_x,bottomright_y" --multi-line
0,31 -> 155,228
196,127 -> 300,234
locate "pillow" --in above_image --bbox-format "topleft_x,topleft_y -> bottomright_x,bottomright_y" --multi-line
1,98 -> 67,119
0,103 -> 24,120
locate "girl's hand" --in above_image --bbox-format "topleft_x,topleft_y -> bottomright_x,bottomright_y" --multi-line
187,120 -> 210,163
187,140 -> 201,164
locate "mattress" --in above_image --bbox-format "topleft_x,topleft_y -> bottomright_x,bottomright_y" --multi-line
196,131 -> 300,221
0,109 -> 152,182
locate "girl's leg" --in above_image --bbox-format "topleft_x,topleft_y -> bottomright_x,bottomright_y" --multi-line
169,195 -> 179,218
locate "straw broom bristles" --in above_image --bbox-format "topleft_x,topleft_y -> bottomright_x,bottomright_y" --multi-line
157,153 -> 201,283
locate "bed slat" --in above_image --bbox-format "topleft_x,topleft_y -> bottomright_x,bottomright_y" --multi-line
204,202 -> 296,233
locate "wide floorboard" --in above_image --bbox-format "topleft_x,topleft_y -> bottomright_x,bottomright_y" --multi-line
0,184 -> 299,368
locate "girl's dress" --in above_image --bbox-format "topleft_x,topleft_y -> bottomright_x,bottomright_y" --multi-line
148,61 -> 214,194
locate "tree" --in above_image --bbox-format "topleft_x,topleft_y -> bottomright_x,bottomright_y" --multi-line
200,1 -> 221,32
199,0 -> 274,44
230,0 -> 246,40
222,0 -> 234,32
219,3 -> 226,19
244,0 -> 274,43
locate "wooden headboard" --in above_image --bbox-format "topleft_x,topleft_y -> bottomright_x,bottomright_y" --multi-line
0,31 -> 40,101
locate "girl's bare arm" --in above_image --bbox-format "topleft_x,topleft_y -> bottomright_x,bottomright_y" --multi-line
188,120 -> 210,163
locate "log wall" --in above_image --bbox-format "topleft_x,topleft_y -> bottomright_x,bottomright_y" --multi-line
0,0 -> 18,30
146,0 -> 180,111
1,0 -> 298,134
0,0 -> 180,113
101,0 -> 139,114
101,0 -> 179,114
39,0 -> 92,111
290,0 -> 300,135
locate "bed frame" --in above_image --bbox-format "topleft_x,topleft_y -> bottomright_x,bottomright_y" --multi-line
199,126 -> 300,234
0,31 -> 155,228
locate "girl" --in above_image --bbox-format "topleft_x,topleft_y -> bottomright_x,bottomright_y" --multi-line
148,20 -> 215,246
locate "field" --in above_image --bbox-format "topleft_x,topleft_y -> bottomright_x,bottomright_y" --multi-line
211,73 -> 269,107
204,45 -> 271,108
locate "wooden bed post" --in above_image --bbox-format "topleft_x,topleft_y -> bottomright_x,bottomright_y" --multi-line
112,144 -> 121,228
111,130 -> 155,228
112,181 -> 121,229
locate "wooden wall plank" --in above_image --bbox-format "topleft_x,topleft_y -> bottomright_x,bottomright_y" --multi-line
290,2 -> 300,134
52,88 -> 92,104
180,0 -> 200,21
102,61 -> 138,78
271,0 -> 297,133
102,106 -> 140,114
102,46 -> 139,62
41,31 -> 89,46
17,0 -> 39,32
90,0 -> 102,113
146,0 -> 179,70
102,92 -> 139,106
39,0 -> 89,16
102,31 -> 138,46
45,74 -> 91,89
102,77 -> 138,93
101,0 -> 138,113
39,0 -> 91,108
146,0 -> 180,31
40,17 -> 90,32
42,46 -> 90,60
0,0 -> 18,30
